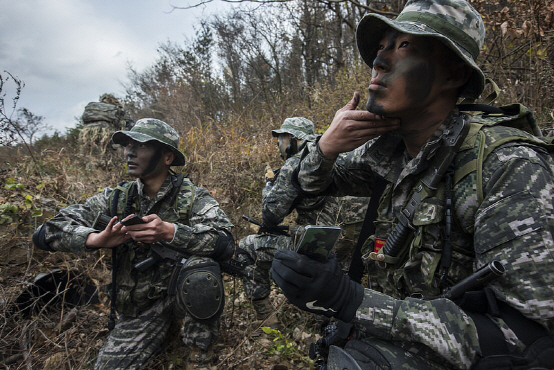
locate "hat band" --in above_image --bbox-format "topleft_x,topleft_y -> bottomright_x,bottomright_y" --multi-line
396,11 -> 480,59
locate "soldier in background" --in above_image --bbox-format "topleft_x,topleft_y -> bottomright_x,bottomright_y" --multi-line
237,117 -> 370,329
79,93 -> 135,158
82,93 -> 134,131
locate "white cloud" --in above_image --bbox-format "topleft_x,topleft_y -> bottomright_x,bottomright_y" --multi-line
0,0 -> 221,134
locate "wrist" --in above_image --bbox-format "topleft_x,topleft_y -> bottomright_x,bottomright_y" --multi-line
85,232 -> 101,249
336,281 -> 364,323
317,137 -> 339,160
164,222 -> 177,242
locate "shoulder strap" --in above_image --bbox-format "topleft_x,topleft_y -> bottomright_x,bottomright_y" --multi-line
109,181 -> 135,218
348,175 -> 387,283
173,174 -> 195,224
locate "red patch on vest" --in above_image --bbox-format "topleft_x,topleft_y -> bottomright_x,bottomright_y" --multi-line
374,238 -> 386,253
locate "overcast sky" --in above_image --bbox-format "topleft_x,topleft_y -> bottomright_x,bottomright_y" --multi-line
0,0 -> 232,135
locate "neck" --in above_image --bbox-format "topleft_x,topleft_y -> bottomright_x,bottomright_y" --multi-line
140,171 -> 169,198
398,103 -> 456,157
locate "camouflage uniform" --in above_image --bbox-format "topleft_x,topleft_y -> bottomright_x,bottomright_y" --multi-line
238,118 -> 369,301
39,119 -> 233,369
292,1 -> 554,369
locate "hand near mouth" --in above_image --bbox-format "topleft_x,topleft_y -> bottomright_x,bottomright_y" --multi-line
318,92 -> 400,159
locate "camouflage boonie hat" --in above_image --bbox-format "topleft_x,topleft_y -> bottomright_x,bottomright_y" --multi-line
272,117 -> 316,141
112,118 -> 185,166
356,0 -> 486,100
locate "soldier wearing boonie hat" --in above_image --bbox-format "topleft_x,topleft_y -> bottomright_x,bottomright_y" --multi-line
271,117 -> 317,160
33,117 -> 234,369
112,118 -> 186,166
270,0 -> 554,369
236,116 -> 370,333
271,117 -> 316,141
356,0 -> 486,100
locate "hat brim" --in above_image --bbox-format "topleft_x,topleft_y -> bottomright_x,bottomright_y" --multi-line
111,131 -> 186,166
356,14 -> 485,100
271,129 -> 316,142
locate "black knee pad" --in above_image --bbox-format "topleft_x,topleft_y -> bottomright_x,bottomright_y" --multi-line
174,261 -> 224,323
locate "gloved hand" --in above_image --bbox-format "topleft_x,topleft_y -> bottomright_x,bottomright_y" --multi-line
270,250 -> 364,322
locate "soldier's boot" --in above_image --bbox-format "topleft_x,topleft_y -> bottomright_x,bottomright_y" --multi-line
252,297 -> 281,330
185,345 -> 215,370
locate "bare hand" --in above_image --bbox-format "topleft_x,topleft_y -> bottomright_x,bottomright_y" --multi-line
86,216 -> 131,249
122,214 -> 175,244
318,92 -> 400,159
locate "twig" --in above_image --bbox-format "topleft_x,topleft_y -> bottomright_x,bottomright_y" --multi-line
36,328 -> 63,349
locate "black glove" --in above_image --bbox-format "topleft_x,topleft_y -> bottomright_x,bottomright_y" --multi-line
270,250 -> 364,322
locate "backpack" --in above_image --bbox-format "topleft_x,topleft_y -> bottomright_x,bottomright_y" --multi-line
82,101 -> 126,129
454,102 -> 554,204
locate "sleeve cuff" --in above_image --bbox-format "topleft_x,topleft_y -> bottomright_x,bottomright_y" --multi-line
168,223 -> 178,243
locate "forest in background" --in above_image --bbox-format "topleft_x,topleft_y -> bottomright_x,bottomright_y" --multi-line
1,0 -> 553,368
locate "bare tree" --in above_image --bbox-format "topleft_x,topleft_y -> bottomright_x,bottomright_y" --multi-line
0,71 -> 45,173
16,108 -> 51,147
169,0 -> 399,16
0,71 -> 24,146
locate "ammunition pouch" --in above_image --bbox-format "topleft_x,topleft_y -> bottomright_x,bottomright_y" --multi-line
174,261 -> 224,323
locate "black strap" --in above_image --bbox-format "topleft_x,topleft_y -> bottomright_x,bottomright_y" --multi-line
458,103 -> 506,115
108,183 -> 125,331
460,289 -> 549,357
348,175 -> 387,284
466,310 -> 509,356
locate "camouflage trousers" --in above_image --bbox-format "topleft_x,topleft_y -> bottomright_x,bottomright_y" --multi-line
95,257 -> 220,370
237,233 -> 296,301
237,228 -> 356,301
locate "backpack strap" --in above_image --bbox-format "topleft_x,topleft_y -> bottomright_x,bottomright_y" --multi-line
175,175 -> 195,224
107,181 -> 127,331
459,77 -> 500,106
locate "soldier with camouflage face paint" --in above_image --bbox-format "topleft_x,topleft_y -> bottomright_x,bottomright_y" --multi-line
271,1 -> 554,369
237,117 -> 370,329
33,119 -> 234,370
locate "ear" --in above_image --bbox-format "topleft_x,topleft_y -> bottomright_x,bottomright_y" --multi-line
164,150 -> 174,166
446,61 -> 472,90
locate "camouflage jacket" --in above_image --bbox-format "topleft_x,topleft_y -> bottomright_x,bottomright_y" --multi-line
43,173 -> 233,316
263,153 -> 369,267
296,109 -> 554,368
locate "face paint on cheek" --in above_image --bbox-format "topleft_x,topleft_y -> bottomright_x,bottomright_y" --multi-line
141,151 -> 163,177
402,60 -> 436,105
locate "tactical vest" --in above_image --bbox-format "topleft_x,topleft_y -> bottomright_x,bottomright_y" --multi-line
108,175 -> 195,316
363,104 -> 553,299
